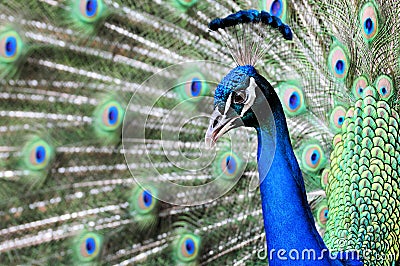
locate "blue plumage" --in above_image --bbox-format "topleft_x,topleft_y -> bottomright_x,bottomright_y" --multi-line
214,65 -> 256,105
206,12 -> 365,263
85,0 -> 98,17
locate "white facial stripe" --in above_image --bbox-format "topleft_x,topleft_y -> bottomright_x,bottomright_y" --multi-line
240,77 -> 257,117
224,93 -> 233,115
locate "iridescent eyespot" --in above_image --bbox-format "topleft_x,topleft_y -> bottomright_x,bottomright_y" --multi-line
224,155 -> 237,175
260,0 -> 287,21
375,75 -> 393,100
300,143 -> 326,173
106,106 -> 118,126
176,234 -> 200,262
5,37 -> 16,57
84,237 -> 96,255
288,92 -> 300,109
279,83 -> 306,116
360,2 -> 379,41
74,232 -> 103,262
84,0 -> 98,17
352,76 -> 369,99
177,71 -> 209,102
214,151 -> 244,180
95,100 -> 124,132
317,206 -> 329,227
183,238 -> 195,256
142,190 -> 152,207
137,189 -> 156,213
328,43 -> 350,80
329,106 -> 347,133
190,78 -> 202,97
102,104 -> 120,128
34,146 -> 46,164
75,0 -> 105,23
320,168 -> 330,190
130,186 -> 157,215
22,137 -> 54,171
0,30 -> 23,63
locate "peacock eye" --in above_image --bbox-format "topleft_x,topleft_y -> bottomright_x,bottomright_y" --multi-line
233,90 -> 248,104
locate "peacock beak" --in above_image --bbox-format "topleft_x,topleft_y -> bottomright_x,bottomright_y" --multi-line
205,107 -> 240,148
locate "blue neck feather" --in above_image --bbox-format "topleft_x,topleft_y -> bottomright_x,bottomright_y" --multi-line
253,74 -> 358,265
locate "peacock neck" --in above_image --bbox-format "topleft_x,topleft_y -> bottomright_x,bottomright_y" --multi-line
255,92 -> 335,264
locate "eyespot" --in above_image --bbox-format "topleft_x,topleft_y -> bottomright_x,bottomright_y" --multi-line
23,138 -> 53,171
0,30 -> 23,63
214,151 -> 243,180
260,0 -> 287,21
142,190 -> 152,207
300,143 -> 326,173
75,232 -> 103,262
352,76 -> 369,99
320,168 -> 330,190
177,234 -> 200,262
185,77 -> 203,98
328,43 -> 350,80
317,206 -> 329,227
85,0 -> 98,17
138,190 -> 155,213
130,186 -> 157,215
329,106 -> 347,133
279,83 -> 306,116
102,104 -> 120,128
190,78 -> 202,97
95,100 -> 124,132
233,90 -> 248,104
178,71 -> 209,102
375,75 -> 393,100
83,237 -> 96,256
359,2 -> 379,41
76,0 -> 105,23
222,154 -> 237,175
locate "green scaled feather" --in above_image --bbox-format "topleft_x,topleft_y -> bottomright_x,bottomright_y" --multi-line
324,88 -> 400,260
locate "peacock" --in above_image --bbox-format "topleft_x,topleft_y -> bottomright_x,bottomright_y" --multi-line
1,0 -> 400,265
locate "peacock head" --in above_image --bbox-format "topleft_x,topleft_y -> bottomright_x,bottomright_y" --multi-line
205,65 -> 274,148
205,10 -> 293,148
